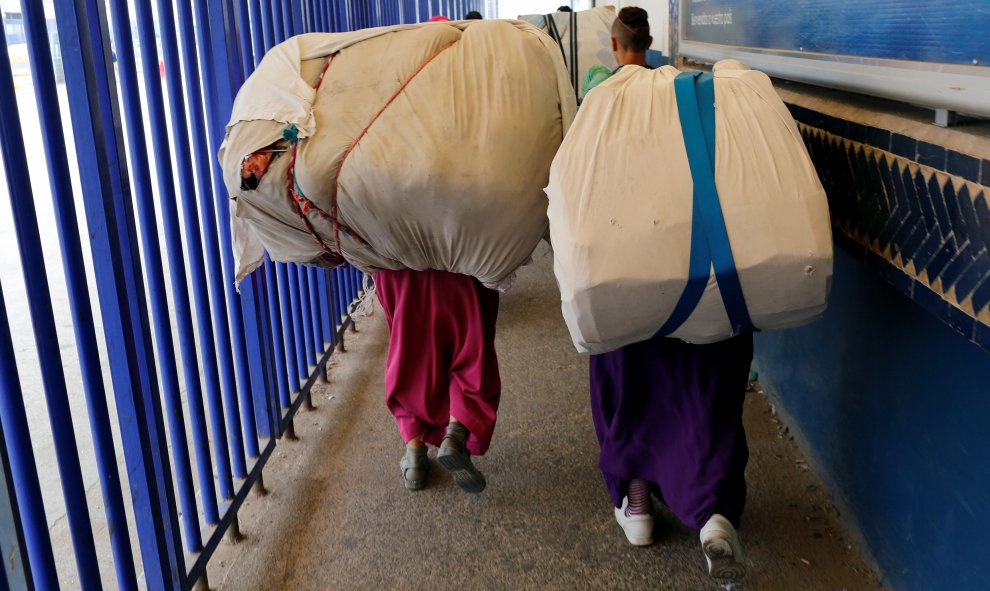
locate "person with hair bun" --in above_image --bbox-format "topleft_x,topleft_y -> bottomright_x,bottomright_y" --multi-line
580,7 -> 752,587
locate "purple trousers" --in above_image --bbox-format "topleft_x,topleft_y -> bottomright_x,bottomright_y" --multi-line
589,334 -> 753,530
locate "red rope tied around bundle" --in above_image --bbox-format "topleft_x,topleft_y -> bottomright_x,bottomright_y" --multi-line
328,41 -> 457,254
285,53 -> 368,267
284,41 -> 457,264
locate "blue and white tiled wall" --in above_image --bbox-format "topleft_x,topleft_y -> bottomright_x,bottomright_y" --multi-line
787,103 -> 990,353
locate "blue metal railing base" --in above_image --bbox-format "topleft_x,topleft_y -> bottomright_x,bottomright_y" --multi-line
185,309 -> 357,586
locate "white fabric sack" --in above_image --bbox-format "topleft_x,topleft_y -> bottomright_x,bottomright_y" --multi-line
519,6 -> 618,100
547,61 -> 833,354
220,20 -> 577,290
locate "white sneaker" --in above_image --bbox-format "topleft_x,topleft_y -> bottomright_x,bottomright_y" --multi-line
613,497 -> 654,546
700,514 -> 747,587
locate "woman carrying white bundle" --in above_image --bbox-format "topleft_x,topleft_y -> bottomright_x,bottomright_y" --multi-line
579,8 -> 751,587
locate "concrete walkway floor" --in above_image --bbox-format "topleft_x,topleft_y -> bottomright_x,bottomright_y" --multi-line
207,244 -> 885,591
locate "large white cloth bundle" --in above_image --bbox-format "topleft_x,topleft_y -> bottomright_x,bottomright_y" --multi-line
519,7 -> 618,100
220,21 -> 577,289
547,61 -> 833,354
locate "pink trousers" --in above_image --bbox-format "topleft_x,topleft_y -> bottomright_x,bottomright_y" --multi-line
374,269 -> 501,455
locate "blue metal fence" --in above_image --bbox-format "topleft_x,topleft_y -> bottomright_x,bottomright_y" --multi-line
1,0 -> 483,588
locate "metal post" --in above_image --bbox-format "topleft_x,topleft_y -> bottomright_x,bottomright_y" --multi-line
325,268 -> 339,345
52,0 -> 185,583
287,264 -> 309,380
281,0 -> 293,39
334,269 -> 347,352
260,0 -> 276,50
266,261 -> 292,409
248,0 -> 265,63
308,267 -> 325,357
293,0 -> 305,34
19,0 -> 139,586
0,285 -> 54,589
319,269 -> 332,349
277,263 -> 302,394
201,0 -> 263,462
298,266 -> 318,367
156,0 -> 231,528
234,0 -> 254,79
243,274 -> 277,442
0,21 -> 103,588
112,0 -> 207,551
181,0 -> 249,482
0,421 -> 30,590
272,0 -> 285,43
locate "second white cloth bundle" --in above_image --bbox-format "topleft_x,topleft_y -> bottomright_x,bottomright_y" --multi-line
547,61 -> 833,353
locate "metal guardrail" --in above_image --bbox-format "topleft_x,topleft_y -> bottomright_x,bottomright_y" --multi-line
0,0 -> 482,588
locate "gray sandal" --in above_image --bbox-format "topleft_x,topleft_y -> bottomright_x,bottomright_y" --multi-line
437,421 -> 486,493
400,445 -> 429,491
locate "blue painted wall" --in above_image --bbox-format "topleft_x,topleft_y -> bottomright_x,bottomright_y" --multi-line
682,0 -> 990,65
756,246 -> 990,591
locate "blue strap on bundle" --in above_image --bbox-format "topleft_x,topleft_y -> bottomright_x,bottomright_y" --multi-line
655,72 -> 756,337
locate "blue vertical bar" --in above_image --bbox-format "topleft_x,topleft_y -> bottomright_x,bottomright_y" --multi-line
332,0 -> 342,31
340,0 -> 351,31
276,263 -> 302,394
353,267 -> 361,300
243,273 -> 277,440
342,265 -> 352,303
266,261 -> 292,409
248,0 -> 266,66
182,0 -> 248,483
297,266 -> 317,366
19,0 -> 139,585
110,0 -> 204,551
281,0 -> 294,39
236,0 -> 256,75
286,265 -> 308,381
0,422 -> 31,591
258,270 -> 281,435
343,264 -> 354,305
272,0 -> 285,42
318,270 -> 332,347
203,0 -> 263,462
308,267 -> 325,355
293,0 -> 305,34
260,0 -> 276,50
0,20 -> 103,589
334,267 -> 347,323
154,0 -> 226,526
325,270 -> 340,346
0,285 -> 56,591
53,0 -> 185,584
234,0 -> 253,79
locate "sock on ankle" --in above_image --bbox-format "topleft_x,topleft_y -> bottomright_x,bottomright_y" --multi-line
625,479 -> 653,517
